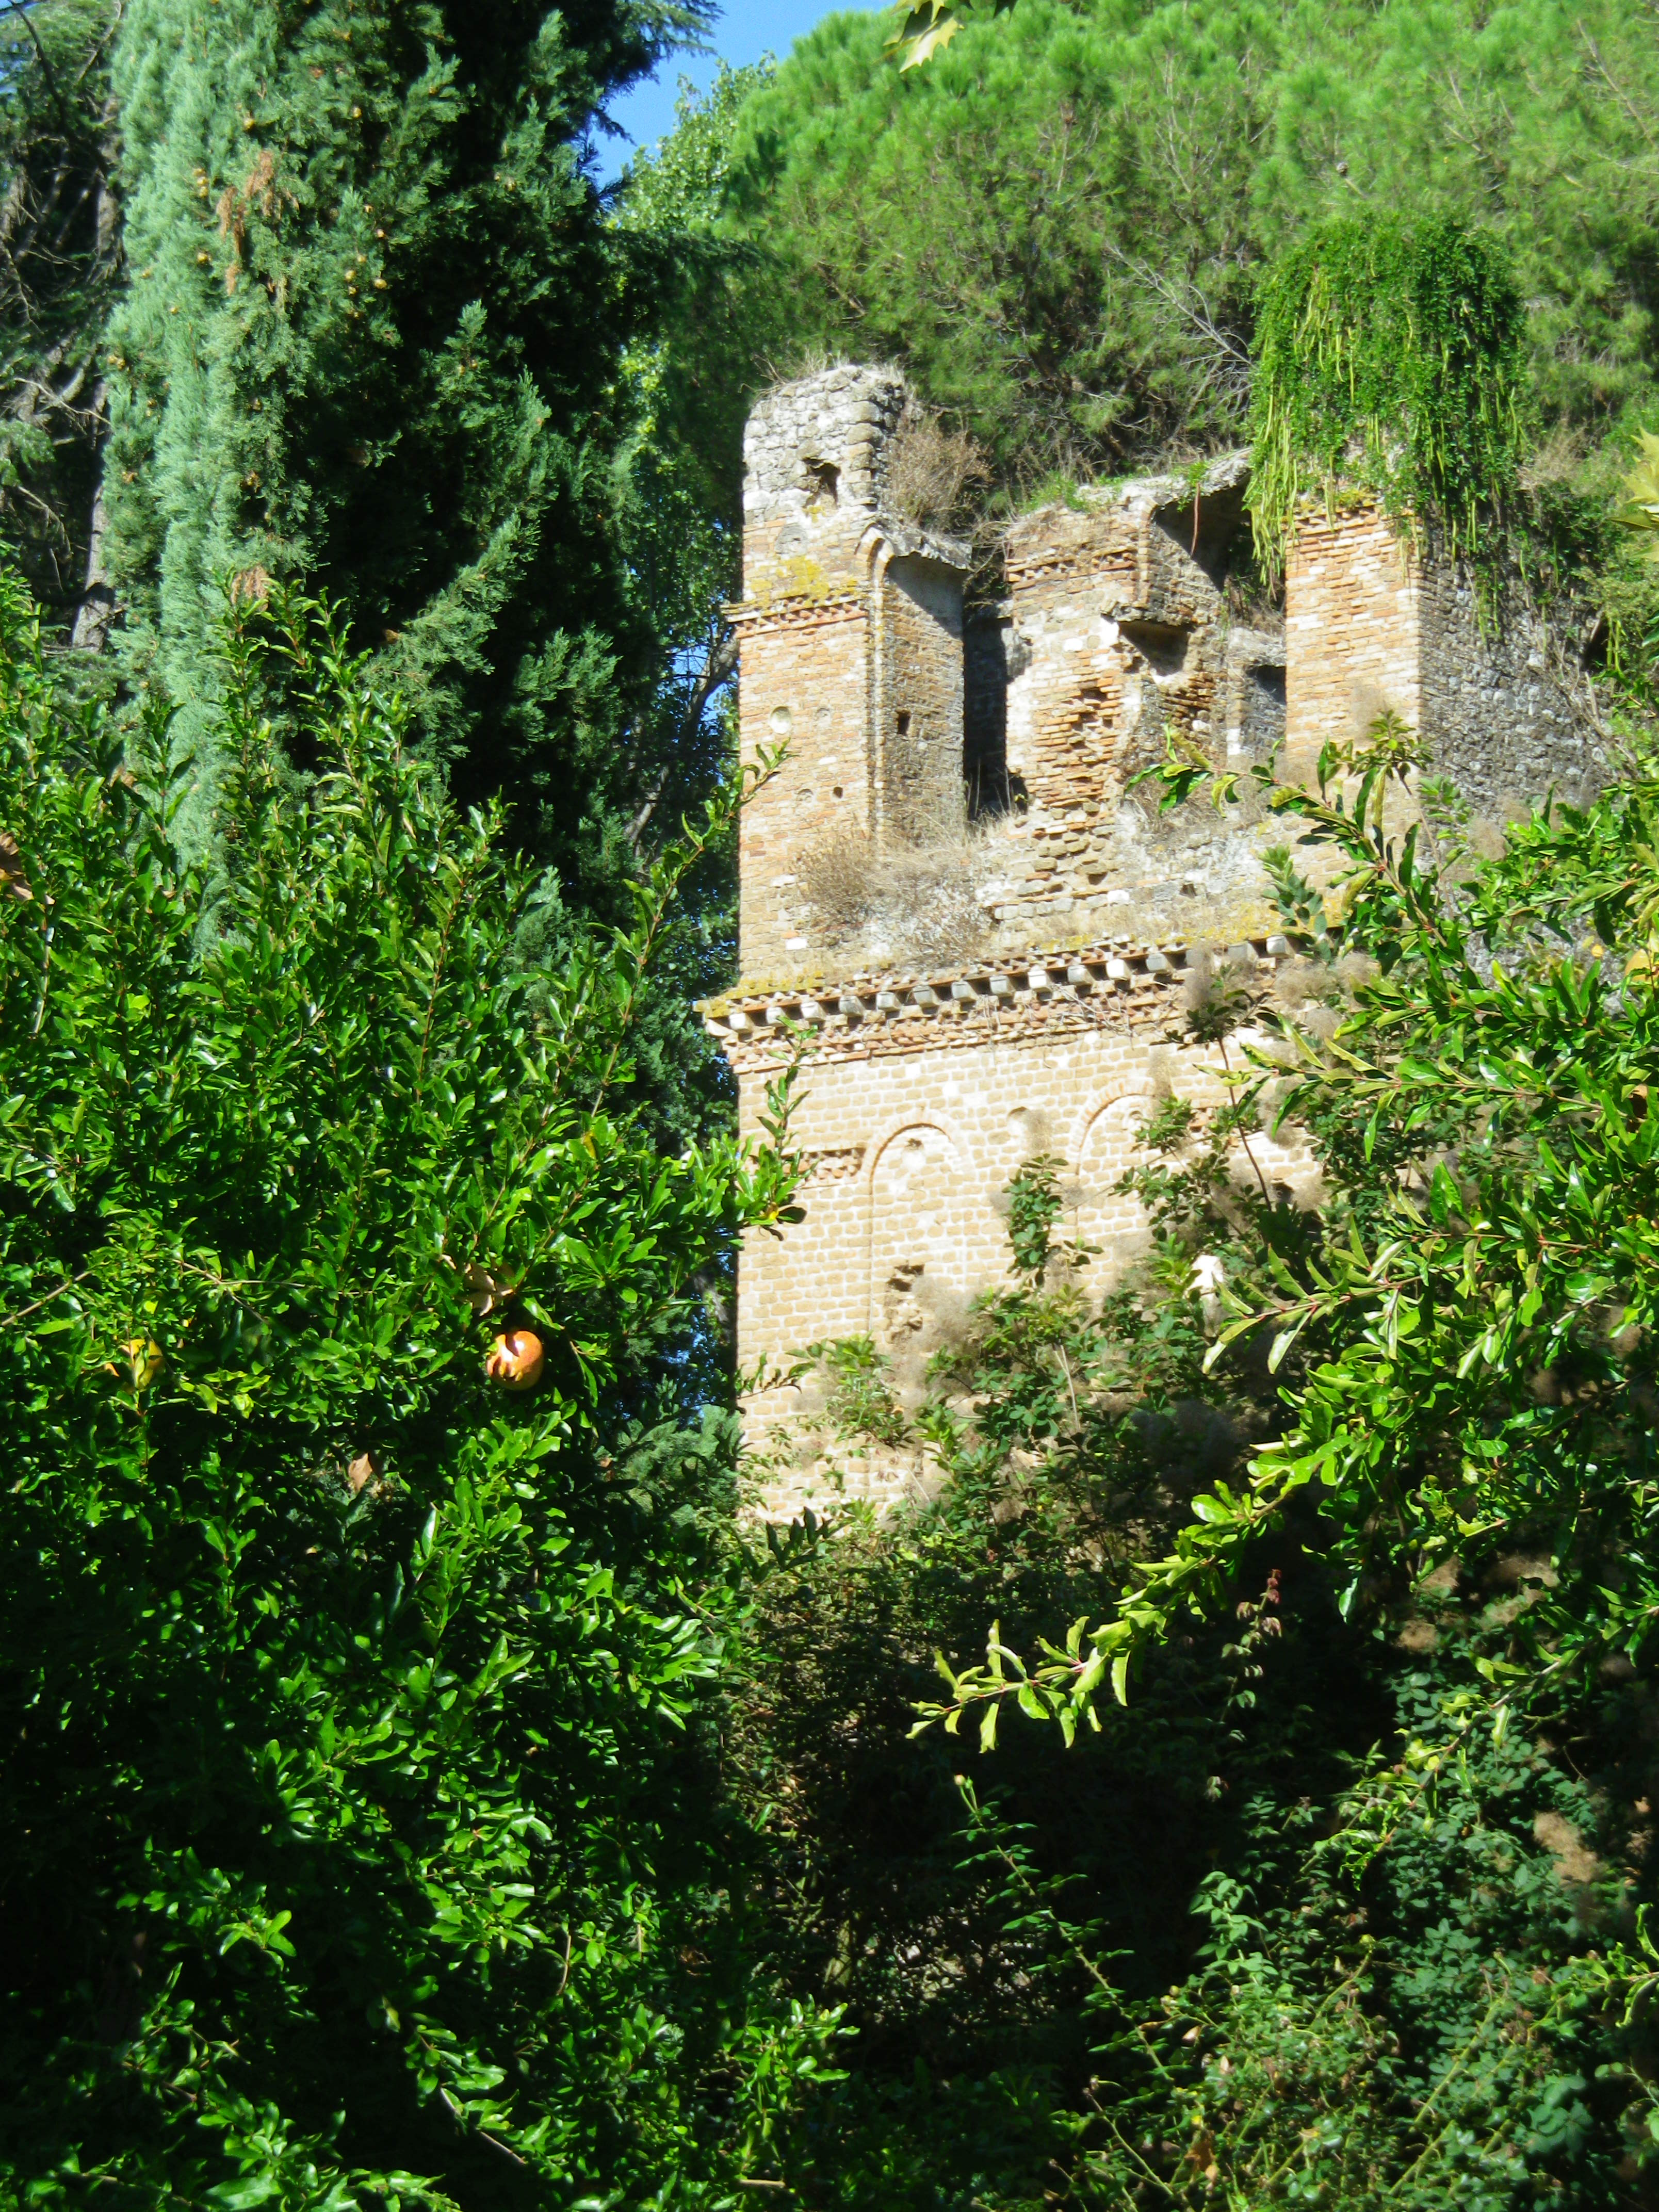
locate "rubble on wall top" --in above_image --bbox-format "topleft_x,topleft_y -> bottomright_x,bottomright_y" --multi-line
1005,448 -> 1251,534
752,361 -> 905,407
700,932 -> 1296,1041
872,514 -> 972,570
740,360 -> 971,576
996,447 -> 1256,606
743,364 -> 907,483
1076,449 -> 1251,515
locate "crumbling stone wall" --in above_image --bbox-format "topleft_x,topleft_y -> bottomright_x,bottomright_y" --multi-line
1419,557 -> 1604,826
718,367 -> 1605,1520
742,364 -> 908,597
1282,496 -> 1604,852
969,457 -> 1287,950
734,366 -> 969,978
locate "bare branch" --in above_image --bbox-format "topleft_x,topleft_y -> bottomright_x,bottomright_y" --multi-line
626,625 -> 738,854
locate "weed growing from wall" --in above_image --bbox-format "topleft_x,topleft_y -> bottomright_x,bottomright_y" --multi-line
1248,213 -> 1526,576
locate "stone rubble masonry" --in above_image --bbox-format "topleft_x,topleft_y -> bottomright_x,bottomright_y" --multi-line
735,364 -> 969,978
1421,550 -> 1603,823
714,367 -> 1604,1519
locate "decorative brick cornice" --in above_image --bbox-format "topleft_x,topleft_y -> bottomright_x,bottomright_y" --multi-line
700,934 -> 1290,1071
1001,546 -> 1138,593
725,590 -> 866,636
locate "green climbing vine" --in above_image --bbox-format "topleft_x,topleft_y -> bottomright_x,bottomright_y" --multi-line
1248,213 -> 1526,576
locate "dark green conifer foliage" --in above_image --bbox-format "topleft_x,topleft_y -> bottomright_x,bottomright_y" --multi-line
724,0 -> 1267,485
615,61 -> 772,734
103,0 -> 711,883
718,0 -> 1659,498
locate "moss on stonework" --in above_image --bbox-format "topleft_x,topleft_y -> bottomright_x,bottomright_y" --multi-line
1248,213 -> 1525,578
746,555 -> 858,607
728,971 -> 830,999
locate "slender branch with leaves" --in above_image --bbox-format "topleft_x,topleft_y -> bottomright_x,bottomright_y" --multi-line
910,709 -> 1659,1763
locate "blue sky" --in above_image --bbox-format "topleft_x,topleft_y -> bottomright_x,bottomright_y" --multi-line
597,1 -> 881,180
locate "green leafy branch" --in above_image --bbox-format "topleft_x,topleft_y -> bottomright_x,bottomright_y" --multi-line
914,713 -> 1659,1747
884,0 -> 1016,70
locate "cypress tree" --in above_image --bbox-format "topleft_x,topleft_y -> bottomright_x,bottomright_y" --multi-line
103,0 -> 712,885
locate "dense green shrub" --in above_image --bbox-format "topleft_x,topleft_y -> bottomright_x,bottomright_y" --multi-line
0,578 -> 835,2207
729,1251 -> 1650,2205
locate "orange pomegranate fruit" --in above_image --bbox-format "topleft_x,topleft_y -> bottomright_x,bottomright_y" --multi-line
485,1328 -> 544,1391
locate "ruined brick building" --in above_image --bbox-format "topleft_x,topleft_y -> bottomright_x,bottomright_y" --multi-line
702,366 -> 1602,1518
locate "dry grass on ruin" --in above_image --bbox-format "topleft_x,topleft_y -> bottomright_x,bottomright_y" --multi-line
797,810 -> 1001,969
883,404 -> 989,536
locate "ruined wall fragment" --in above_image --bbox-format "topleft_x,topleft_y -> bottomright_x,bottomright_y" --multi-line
716,371 -> 1606,1520
733,366 -> 968,978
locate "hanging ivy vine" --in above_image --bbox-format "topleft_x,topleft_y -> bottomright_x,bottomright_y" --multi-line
1247,213 -> 1526,576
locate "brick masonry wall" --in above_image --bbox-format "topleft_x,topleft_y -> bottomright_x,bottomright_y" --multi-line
1282,499 -> 1604,856
737,606 -> 874,978
1284,505 -> 1422,771
735,1017 -> 1198,1376
877,551 -> 966,844
732,998 -> 1308,1519
735,367 -> 969,979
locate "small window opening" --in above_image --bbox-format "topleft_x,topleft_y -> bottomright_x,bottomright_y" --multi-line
803,456 -> 839,509
1118,619 -> 1189,677
896,710 -> 911,737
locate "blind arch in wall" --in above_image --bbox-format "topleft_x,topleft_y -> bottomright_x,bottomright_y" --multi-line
865,1118 -> 968,1352
1069,1084 -> 1154,1256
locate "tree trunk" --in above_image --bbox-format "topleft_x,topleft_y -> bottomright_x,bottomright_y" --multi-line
72,111 -> 120,653
71,388 -> 112,652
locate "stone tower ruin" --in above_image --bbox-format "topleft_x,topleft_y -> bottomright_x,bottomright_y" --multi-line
704,366 -> 1601,1520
